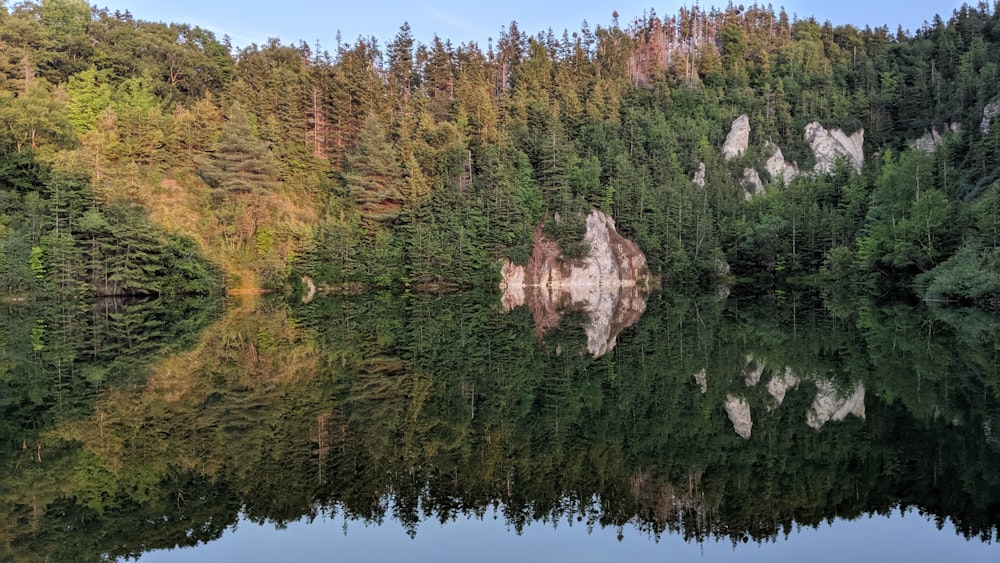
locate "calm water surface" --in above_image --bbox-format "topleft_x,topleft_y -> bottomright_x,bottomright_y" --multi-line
1,289 -> 997,561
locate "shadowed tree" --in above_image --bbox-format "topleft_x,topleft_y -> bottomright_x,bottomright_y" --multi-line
344,114 -> 404,228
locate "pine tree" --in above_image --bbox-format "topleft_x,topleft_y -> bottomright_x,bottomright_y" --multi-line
344,114 -> 404,228
196,102 -> 281,198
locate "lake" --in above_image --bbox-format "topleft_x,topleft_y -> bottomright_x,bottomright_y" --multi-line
1,288 -> 997,561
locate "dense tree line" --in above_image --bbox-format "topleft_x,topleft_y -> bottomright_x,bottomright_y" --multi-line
1,290 -> 997,560
1,1 -> 998,302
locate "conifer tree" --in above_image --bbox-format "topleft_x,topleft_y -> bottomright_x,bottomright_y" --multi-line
344,114 -> 404,227
196,102 -> 280,198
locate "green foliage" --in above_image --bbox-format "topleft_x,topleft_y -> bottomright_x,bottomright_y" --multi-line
196,102 -> 281,197
3,290 -> 998,559
0,146 -> 222,297
2,0 -> 1000,303
66,67 -> 113,134
916,242 -> 1000,304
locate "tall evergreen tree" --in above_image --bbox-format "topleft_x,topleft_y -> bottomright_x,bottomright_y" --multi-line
196,102 -> 281,198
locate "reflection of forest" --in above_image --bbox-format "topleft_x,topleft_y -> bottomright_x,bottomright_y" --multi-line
1,291 -> 998,561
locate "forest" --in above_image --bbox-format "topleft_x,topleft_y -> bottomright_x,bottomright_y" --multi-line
1,289 -> 997,561
1,0 -> 999,304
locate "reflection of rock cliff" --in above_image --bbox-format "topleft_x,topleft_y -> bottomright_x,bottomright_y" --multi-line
807,380 -> 866,429
706,356 -> 866,439
501,209 -> 651,357
725,394 -> 753,439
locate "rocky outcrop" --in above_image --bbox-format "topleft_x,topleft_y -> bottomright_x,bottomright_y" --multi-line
693,368 -> 707,394
300,275 -> 317,304
805,122 -> 864,174
725,395 -> 753,439
767,368 -> 800,411
913,128 -> 943,153
742,356 -> 764,387
501,209 -> 650,358
913,123 -> 960,154
982,97 -> 1000,134
692,162 -> 706,187
741,168 -> 765,200
806,381 -> 866,429
723,115 -> 750,160
765,141 -> 798,185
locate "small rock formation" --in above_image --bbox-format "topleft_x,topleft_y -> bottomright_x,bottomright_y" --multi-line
500,209 -> 651,358
982,97 -> 1000,134
723,115 -> 750,160
741,168 -> 765,200
913,123 -> 960,153
805,122 -> 864,174
913,128 -> 944,154
765,141 -> 799,185
301,275 -> 317,304
725,395 -> 753,439
693,368 -> 708,394
692,162 -> 706,187
742,356 -> 764,387
806,380 -> 866,429
767,368 -> 800,411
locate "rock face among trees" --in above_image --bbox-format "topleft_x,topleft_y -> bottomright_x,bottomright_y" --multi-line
805,122 -> 865,174
765,141 -> 799,185
723,115 -> 751,160
725,395 -> 753,439
741,168 -> 765,200
807,381 -> 867,429
982,97 -> 1000,133
501,210 -> 650,357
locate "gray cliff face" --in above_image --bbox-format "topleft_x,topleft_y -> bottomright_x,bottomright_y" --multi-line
500,209 -> 650,358
723,115 -> 751,160
807,381 -> 866,429
765,141 -> 799,185
913,123 -> 960,154
692,162 -> 706,187
720,118 -> 863,203
741,168 -> 765,200
725,395 -> 753,439
805,121 -> 864,174
982,97 -> 1000,134
710,356 -> 865,438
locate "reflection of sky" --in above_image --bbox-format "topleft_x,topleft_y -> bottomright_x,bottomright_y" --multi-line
137,509 -> 997,562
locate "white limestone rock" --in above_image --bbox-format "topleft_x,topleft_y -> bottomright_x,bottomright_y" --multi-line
765,141 -> 799,185
723,115 -> 750,160
913,128 -> 943,153
725,395 -> 753,439
806,380 -> 866,429
500,209 -> 650,358
741,168 -> 765,200
692,162 -> 706,187
804,122 -> 864,174
767,368 -> 800,411
693,368 -> 708,394
982,97 -> 1000,134
742,356 -> 764,387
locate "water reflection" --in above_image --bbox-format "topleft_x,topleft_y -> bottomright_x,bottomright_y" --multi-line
501,281 -> 647,358
714,356 -> 867,439
0,292 -> 998,561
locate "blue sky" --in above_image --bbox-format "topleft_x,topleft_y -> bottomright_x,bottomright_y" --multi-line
93,1 -> 970,50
